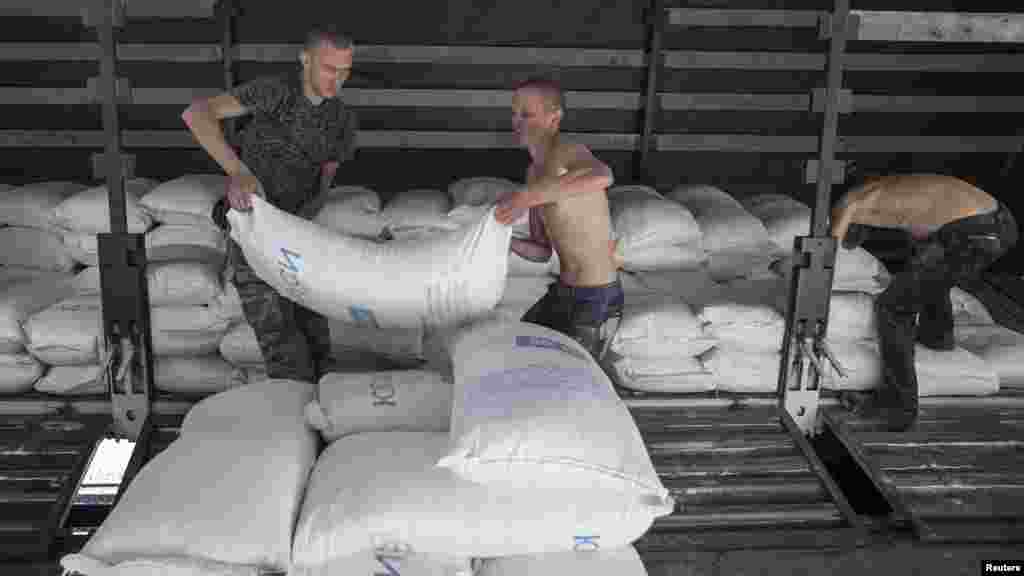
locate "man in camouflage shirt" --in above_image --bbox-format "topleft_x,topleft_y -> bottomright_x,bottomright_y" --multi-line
182,25 -> 358,383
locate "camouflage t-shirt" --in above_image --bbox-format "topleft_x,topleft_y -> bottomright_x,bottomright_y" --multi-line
230,67 -> 358,215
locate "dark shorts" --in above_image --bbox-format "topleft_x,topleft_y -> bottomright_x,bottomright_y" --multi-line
521,277 -> 625,361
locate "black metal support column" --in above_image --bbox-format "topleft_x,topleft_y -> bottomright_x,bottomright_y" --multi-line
636,0 -> 664,184
94,0 -> 154,442
812,0 -> 850,236
220,0 -> 238,143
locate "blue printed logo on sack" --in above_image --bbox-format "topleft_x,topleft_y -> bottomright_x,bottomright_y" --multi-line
277,247 -> 306,300
375,554 -> 402,576
350,305 -> 379,329
515,335 -> 587,361
574,535 -> 601,552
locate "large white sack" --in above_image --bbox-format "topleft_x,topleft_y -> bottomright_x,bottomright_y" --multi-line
0,226 -> 77,272
618,241 -> 707,273
702,345 -> 781,394
631,268 -> 722,301
137,174 -> 226,228
64,225 -> 227,266
77,379 -> 317,571
0,271 -> 81,352
704,242 -> 779,283
75,261 -> 223,307
440,320 -> 673,500
477,546 -> 648,576
950,287 -> 994,325
289,550 -> 474,576
219,322 -> 262,367
608,354 -> 716,394
0,181 -> 85,230
0,352 -> 45,394
508,248 -> 560,276
667,184 -> 769,254
448,176 -> 518,208
772,246 -> 890,294
607,185 -> 703,252
740,193 -> 812,254
61,554 -> 261,576
819,340 -> 884,392
0,266 -> 71,290
955,324 -> 1024,389
307,370 -> 451,442
290,431 -> 672,565
35,364 -> 107,396
380,188 -> 452,232
24,300 -> 230,364
698,302 -> 785,351
51,178 -> 158,234
329,318 -> 425,362
827,292 -> 877,341
227,196 -> 511,329
610,294 -> 715,358
313,187 -> 388,239
154,355 -> 244,395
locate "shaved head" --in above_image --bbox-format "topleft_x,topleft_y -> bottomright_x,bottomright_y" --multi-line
515,75 -> 565,113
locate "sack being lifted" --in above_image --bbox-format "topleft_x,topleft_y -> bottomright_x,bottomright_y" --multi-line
227,196 -> 513,329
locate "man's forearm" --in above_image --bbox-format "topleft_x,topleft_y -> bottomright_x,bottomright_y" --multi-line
522,168 -> 614,208
182,103 -> 245,177
321,161 -> 340,194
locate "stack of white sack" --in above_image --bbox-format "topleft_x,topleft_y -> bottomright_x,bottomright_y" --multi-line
55,178 -> 159,266
743,193 -> 891,294
667,184 -> 778,281
0,271 -> 84,394
607,185 -> 706,273
290,319 -> 673,570
312,185 -> 387,239
227,195 -> 512,330
0,181 -> 86,276
447,176 -> 560,277
60,379 -> 319,576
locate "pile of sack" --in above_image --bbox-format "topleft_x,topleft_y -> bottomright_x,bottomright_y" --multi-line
61,319 -> 670,575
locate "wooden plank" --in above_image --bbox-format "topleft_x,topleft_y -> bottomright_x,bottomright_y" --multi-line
900,487 -> 1024,519
0,87 -> 93,106
668,8 -> 823,29
625,396 -> 781,410
661,475 -> 828,506
0,471 -> 66,495
914,519 -> 1024,544
883,470 -> 1024,492
656,134 -> 819,153
845,53 -> 1022,73
840,136 -> 1023,153
124,0 -> 217,20
0,398 -> 193,417
238,44 -> 646,67
0,43 -> 101,61
853,11 -> 1024,44
663,51 -> 826,70
871,445 -> 1024,475
658,110 -> 820,136
631,405 -> 783,431
858,432 -> 1023,447
660,92 -> 811,111
652,452 -> 814,478
636,527 -> 860,554
652,502 -> 842,530
852,95 -> 1024,113
0,0 -> 92,19
644,430 -> 797,457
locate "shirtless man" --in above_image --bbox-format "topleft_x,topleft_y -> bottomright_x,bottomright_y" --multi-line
832,174 -> 1018,430
493,76 -> 623,360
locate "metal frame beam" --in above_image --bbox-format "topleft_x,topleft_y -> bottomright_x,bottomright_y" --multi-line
637,0 -> 665,181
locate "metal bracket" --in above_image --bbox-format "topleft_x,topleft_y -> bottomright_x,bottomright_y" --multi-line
86,76 -> 133,104
811,87 -> 853,114
778,235 -> 838,436
81,0 -> 125,28
818,11 -> 860,41
91,152 -> 136,180
804,159 -> 847,184
98,233 -> 154,441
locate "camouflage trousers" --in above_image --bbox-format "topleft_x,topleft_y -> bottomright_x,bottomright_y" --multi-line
227,240 -> 335,383
873,202 -> 1018,428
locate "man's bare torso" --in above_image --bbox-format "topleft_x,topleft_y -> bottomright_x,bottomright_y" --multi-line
847,174 -> 997,236
527,146 -> 617,287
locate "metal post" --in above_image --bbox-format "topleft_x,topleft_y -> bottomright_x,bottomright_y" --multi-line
812,0 -> 850,236
637,0 -> 664,183
220,0 -> 237,143
98,0 -> 126,235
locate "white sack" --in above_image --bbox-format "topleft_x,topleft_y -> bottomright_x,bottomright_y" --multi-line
313,187 -> 388,239
0,181 -> 85,230
610,294 -> 715,358
61,554 -> 261,576
955,324 -> 1024,389
380,188 -> 452,232
441,320 -> 673,500
608,354 -> 716,394
819,340 -> 884,392
827,292 -> 877,341
290,431 -> 671,565
289,550 -> 473,576
64,225 -> 227,266
698,302 -> 785,351
219,322 -> 262,367
329,318 -> 425,362
704,242 -> 779,283
228,196 -> 511,329
477,546 -> 648,576
448,176 -> 518,208
618,241 -> 707,273
51,178 -> 158,234
138,174 -> 226,228
607,185 -> 703,253
508,248 -> 560,276
25,300 -> 230,364
34,364 -> 107,396
0,266 -> 71,290
950,287 -> 994,326
0,272 -> 81,352
667,184 -> 769,254
307,370 -> 451,442
154,355 -> 244,395
741,193 -> 812,254
212,268 -> 244,321
631,268 -> 722,301
0,226 -> 77,272
145,224 -> 227,263
702,345 -> 781,394
75,261 -> 223,307
0,352 -> 45,394
773,246 -> 890,294
79,380 -> 317,571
